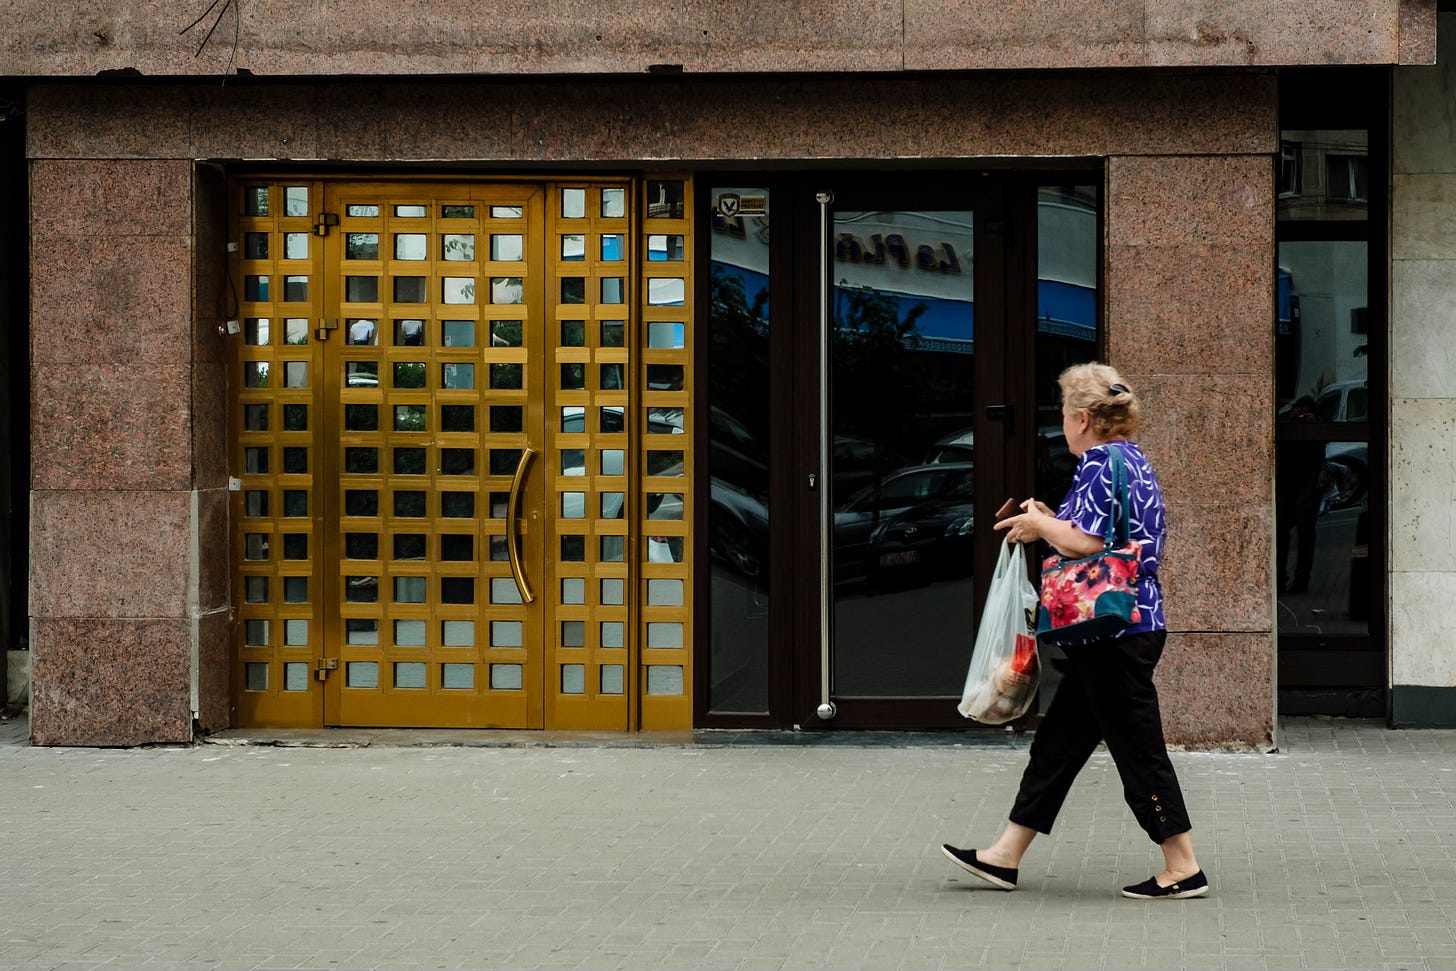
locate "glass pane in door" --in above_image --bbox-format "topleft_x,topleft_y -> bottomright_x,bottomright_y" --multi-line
830,210 -> 975,696
706,187 -> 772,713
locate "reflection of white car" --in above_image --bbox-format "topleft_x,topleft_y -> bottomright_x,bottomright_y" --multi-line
1314,380 -> 1368,423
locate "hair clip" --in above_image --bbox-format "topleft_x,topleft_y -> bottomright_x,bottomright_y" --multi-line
1109,383 -> 1130,395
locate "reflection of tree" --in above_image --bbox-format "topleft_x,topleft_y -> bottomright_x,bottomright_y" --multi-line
394,362 -> 426,388
493,320 -> 524,346
442,235 -> 475,261
831,283 -> 928,452
394,405 -> 427,432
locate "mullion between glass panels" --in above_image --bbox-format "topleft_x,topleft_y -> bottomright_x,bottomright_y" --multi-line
640,177 -> 693,707
548,184 -> 633,701
337,198 -> 390,689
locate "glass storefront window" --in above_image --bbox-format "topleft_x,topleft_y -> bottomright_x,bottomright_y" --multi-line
1276,240 -> 1370,637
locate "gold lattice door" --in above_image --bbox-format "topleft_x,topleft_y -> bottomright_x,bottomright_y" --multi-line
230,177 -> 694,730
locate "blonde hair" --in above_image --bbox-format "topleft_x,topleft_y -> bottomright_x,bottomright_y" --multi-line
1059,362 -> 1141,439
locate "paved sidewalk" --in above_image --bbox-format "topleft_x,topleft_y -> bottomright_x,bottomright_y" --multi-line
1,716 -> 1454,971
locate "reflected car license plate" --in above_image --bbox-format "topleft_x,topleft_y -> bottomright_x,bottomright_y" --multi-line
879,550 -> 918,566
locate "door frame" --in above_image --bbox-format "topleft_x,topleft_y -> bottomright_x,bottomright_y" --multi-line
695,168 -> 1103,731
231,172 -> 699,731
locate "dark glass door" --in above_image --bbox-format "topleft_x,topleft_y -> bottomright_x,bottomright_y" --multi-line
810,185 -> 1012,727
700,174 -> 1100,731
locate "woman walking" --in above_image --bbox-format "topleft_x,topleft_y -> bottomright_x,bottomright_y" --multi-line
942,363 -> 1207,900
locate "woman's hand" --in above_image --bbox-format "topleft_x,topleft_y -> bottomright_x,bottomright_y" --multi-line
993,498 -> 1054,545
993,498 -> 1102,559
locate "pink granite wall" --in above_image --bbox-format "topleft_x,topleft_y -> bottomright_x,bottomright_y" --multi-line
0,0 -> 1434,77
1105,155 -> 1277,748
26,71 -> 1278,746
28,159 -> 209,745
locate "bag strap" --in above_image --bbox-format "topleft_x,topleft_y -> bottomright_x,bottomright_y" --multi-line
1102,443 -> 1131,550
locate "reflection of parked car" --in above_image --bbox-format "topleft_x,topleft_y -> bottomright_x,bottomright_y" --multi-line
1322,442 -> 1367,511
707,406 -> 772,580
834,463 -> 974,585
833,436 -> 908,506
923,425 -> 1078,509
1276,381 -> 1369,512
866,491 -> 974,587
1315,380 -> 1369,509
710,406 -> 769,497
709,479 -> 770,579
1314,379 -> 1368,423
924,427 -> 973,464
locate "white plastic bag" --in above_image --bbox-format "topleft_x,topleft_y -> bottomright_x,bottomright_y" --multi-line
958,541 -> 1041,724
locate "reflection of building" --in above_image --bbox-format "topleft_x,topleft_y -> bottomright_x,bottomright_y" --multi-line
1279,130 -> 1369,222
1,4 -> 1454,746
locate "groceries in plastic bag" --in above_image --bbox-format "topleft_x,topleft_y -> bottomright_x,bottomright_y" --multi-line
959,541 -> 1041,724
963,633 -> 1039,723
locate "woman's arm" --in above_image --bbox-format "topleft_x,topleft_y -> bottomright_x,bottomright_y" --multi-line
992,499 -> 1105,559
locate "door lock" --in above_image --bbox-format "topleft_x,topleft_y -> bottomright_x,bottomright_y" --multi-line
315,658 -> 338,681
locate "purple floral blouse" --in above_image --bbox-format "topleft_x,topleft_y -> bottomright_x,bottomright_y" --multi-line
1045,440 -> 1167,643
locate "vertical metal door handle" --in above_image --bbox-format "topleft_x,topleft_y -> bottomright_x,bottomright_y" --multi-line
506,446 -> 537,605
815,190 -> 837,722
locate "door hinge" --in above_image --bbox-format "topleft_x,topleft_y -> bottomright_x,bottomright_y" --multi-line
315,317 -> 339,341
314,212 -> 339,236
315,658 -> 338,681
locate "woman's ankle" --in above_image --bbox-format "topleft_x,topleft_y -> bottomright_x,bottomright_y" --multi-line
978,845 -> 1023,869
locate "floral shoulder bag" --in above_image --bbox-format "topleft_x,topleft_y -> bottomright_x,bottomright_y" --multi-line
1036,443 -> 1141,643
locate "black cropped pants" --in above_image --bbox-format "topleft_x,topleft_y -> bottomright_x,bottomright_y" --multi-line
1009,630 -> 1191,844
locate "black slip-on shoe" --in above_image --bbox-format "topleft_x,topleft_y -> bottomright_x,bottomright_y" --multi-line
940,844 -> 1017,890
1121,870 -> 1209,900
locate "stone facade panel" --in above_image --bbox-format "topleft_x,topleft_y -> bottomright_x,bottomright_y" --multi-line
1390,259 -> 1456,398
1389,396 -> 1456,574
1133,372 -> 1274,507
25,75 -> 1278,163
30,159 -> 192,236
1107,154 -> 1274,248
31,235 -> 192,365
30,362 -> 193,492
1157,632 -> 1273,748
1106,242 -> 1274,376
30,490 -> 192,618
29,617 -> 193,746
1160,502 -> 1275,633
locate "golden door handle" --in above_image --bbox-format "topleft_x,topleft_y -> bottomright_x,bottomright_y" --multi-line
506,446 -> 537,605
